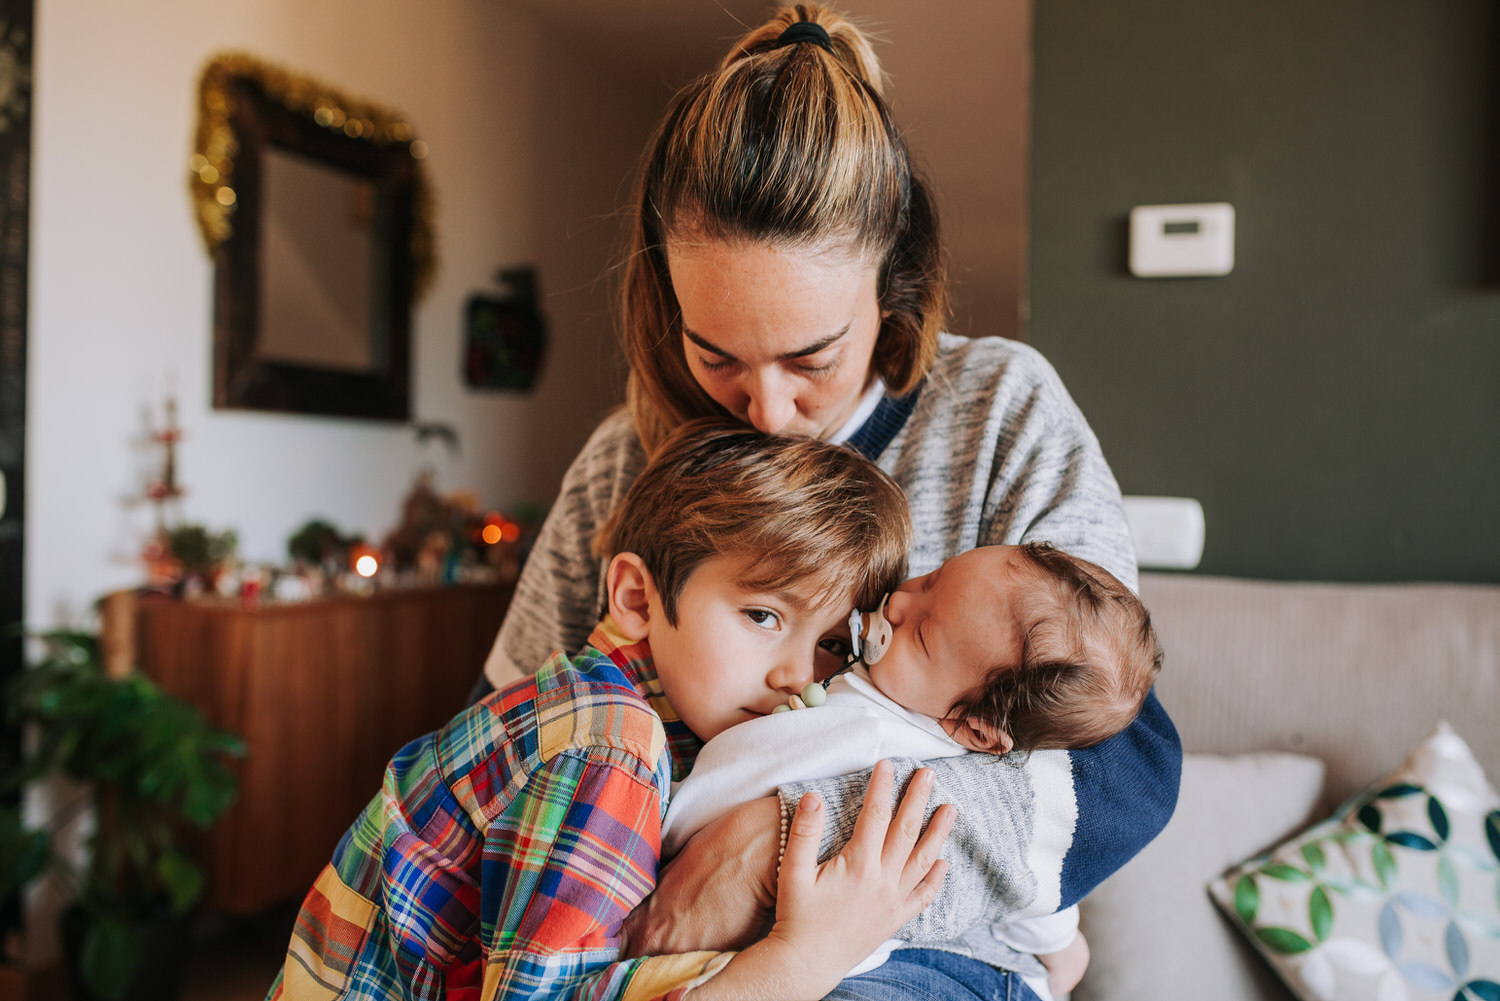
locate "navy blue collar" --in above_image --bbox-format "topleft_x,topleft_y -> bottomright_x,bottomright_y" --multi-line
845,386 -> 920,460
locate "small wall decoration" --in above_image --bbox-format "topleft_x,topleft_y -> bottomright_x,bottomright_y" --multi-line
463,267 -> 547,392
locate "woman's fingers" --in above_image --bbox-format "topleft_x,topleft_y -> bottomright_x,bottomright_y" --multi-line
904,802 -> 955,891
883,766 -> 935,863
847,759 -> 896,850
778,792 -> 826,894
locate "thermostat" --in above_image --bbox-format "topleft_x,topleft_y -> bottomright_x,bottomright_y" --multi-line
1129,203 -> 1235,277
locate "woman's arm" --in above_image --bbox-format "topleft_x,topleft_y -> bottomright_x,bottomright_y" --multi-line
480,411 -> 647,690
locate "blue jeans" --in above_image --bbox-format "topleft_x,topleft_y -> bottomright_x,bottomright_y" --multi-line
823,949 -> 1043,1001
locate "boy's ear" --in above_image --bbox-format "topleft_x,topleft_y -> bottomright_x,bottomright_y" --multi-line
950,716 -> 1014,755
606,552 -> 655,641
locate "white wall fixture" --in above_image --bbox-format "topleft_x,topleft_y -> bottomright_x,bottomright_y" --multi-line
1128,203 -> 1235,277
1122,495 -> 1206,569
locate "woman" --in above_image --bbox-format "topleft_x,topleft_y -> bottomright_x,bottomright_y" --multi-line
473,6 -> 1180,998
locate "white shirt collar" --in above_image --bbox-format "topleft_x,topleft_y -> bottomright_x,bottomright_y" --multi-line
828,379 -> 887,445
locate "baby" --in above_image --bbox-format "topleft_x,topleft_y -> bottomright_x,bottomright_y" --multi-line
663,541 -> 1164,1000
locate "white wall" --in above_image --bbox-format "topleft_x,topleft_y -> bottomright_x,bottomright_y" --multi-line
27,0 -> 657,627
856,0 -> 1032,339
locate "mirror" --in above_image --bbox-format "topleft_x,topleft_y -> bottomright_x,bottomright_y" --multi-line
191,53 -> 436,420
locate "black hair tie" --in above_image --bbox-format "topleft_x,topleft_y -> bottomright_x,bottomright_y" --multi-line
775,21 -> 833,53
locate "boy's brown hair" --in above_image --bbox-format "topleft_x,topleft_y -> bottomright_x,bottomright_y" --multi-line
599,419 -> 912,624
948,543 -> 1163,753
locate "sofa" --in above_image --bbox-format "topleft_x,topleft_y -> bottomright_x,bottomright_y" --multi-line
1073,571 -> 1500,1001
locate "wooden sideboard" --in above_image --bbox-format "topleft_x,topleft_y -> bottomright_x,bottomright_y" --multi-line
136,581 -> 513,914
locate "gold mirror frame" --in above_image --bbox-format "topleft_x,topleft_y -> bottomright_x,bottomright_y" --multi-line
191,52 -> 437,420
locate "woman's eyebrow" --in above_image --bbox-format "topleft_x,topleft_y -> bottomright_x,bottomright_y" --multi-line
682,325 -> 851,362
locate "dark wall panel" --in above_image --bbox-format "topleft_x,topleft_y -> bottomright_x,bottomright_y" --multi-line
1030,0 -> 1500,582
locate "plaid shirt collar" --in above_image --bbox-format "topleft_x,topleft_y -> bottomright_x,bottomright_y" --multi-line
588,617 -> 702,780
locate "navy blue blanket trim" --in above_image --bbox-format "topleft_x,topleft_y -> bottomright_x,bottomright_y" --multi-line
1058,689 -> 1182,907
846,386 -> 921,460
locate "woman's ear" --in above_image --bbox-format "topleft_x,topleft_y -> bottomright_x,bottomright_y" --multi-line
947,716 -> 1014,755
606,552 -> 655,641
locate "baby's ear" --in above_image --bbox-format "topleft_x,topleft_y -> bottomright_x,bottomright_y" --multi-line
950,716 -> 1014,755
606,552 -> 655,641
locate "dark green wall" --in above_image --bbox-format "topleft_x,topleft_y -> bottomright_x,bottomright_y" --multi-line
1029,0 -> 1500,583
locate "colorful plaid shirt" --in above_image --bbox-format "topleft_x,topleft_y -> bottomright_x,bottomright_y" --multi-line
268,619 -> 726,1001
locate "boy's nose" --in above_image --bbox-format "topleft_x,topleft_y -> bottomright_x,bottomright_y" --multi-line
767,657 -> 814,695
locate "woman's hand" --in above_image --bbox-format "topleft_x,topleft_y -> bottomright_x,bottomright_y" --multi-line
766,761 -> 953,992
620,796 -> 782,957
687,761 -> 954,1000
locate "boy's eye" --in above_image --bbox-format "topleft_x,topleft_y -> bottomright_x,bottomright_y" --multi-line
743,608 -> 780,629
817,636 -> 852,659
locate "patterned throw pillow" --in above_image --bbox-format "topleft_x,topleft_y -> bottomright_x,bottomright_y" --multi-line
1208,722 -> 1500,1001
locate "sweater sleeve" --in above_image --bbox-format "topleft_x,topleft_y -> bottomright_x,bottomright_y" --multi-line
483,411 -> 646,689
975,342 -> 1139,592
776,338 -> 1181,934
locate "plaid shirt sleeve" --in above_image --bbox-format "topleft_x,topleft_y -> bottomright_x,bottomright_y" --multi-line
269,676 -> 728,1001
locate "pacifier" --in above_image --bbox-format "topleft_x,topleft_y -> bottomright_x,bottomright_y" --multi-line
848,593 -> 893,666
771,594 -> 894,714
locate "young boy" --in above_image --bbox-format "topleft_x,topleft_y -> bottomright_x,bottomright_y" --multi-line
663,542 -> 1163,1000
266,421 -> 953,1001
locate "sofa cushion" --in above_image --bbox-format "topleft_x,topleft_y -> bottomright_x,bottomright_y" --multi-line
1074,751 -> 1326,1001
1208,723 -> 1500,1000
1138,573 -> 1500,810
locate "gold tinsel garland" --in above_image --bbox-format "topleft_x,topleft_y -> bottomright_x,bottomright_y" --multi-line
189,51 -> 437,300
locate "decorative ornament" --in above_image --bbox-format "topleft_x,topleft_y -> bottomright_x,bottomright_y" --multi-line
188,51 -> 437,298
0,17 -> 33,136
145,395 -> 185,532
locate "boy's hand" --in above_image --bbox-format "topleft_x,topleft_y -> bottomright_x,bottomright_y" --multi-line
762,761 -> 953,994
619,796 -> 781,956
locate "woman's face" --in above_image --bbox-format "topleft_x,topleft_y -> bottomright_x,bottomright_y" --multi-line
667,238 -> 883,438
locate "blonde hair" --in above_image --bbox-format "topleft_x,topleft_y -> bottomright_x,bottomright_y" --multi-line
949,544 -> 1164,753
620,4 -> 949,452
599,419 -> 911,624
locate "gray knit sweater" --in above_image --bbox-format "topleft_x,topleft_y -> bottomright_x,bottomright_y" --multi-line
481,333 -> 1180,956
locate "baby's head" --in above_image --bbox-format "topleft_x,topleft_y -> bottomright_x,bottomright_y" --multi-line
599,419 -> 912,740
865,543 -> 1162,755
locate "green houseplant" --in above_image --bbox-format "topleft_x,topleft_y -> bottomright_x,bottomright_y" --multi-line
0,625 -> 246,1001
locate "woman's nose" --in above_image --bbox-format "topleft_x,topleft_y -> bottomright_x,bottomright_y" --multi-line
744,371 -> 796,433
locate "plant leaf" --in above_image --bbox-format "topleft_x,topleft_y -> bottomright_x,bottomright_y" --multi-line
1235,874 -> 1259,924
1428,797 -> 1450,843
156,848 -> 205,914
1260,864 -> 1311,883
1386,831 -> 1439,851
1439,855 -> 1460,907
1376,783 -> 1424,799
1255,926 -> 1314,954
1447,920 -> 1470,980
1372,840 -> 1398,889
1301,842 -> 1327,874
1462,979 -> 1500,1001
1309,886 -> 1334,942
79,911 -> 142,1001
